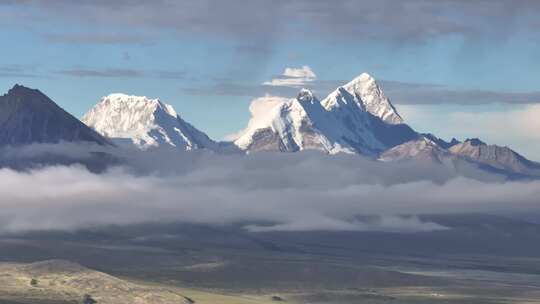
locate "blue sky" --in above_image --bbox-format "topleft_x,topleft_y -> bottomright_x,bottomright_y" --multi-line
1,0 -> 539,159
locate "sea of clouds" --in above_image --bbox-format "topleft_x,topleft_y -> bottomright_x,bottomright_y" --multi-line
0,143 -> 538,234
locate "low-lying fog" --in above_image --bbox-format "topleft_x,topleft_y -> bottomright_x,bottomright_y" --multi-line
0,143 -> 539,233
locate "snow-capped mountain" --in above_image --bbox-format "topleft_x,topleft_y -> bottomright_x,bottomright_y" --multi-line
234,90 -> 357,154
82,94 -> 218,151
0,85 -> 109,146
1,79 -> 537,180
234,73 -> 418,155
321,73 -> 403,125
231,71 -> 540,179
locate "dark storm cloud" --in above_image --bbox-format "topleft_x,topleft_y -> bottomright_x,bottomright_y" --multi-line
4,0 -> 540,43
0,143 -> 539,233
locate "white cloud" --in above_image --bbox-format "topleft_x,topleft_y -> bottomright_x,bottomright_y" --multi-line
1,145 -> 540,234
282,66 -> 317,79
223,95 -> 288,141
263,65 -> 317,88
399,104 -> 540,161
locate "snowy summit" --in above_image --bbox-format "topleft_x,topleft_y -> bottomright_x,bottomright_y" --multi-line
234,73 -> 417,155
82,93 -> 217,151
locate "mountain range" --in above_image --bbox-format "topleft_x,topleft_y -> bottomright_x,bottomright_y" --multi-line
1,74 -> 538,179
234,74 -> 417,155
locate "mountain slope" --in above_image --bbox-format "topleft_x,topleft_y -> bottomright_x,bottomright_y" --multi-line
0,260 -> 195,304
379,135 -> 540,179
0,85 -> 109,146
234,74 -> 418,156
449,138 -> 540,176
82,93 -> 218,151
379,136 -> 452,163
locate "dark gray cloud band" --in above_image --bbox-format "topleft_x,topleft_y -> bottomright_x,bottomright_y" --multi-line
183,78 -> 540,105
4,0 -> 540,43
0,65 -> 40,78
56,68 -> 187,80
381,81 -> 540,105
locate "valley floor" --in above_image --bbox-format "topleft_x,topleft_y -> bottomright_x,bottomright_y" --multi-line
1,214 -> 540,304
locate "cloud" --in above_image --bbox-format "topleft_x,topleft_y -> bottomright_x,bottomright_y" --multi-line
182,81 -> 300,97
184,74 -> 540,106
245,216 -> 448,233
263,66 -> 317,88
234,44 -> 273,57
153,70 -> 187,80
4,1 -> 540,44
223,95 -> 288,140
58,68 -> 143,78
381,80 -> 540,105
283,66 -> 317,79
184,66 -> 326,97
0,65 -> 40,78
57,68 -> 187,79
44,32 -> 152,45
0,144 -> 539,234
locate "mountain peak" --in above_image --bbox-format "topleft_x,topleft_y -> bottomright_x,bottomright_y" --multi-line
422,133 -> 461,149
346,72 -> 375,86
449,138 -> 461,146
234,73 -> 418,155
83,93 -> 217,151
321,72 -> 404,125
464,138 -> 486,146
0,85 -> 110,146
5,84 -> 42,99
296,88 -> 315,103
99,93 -> 178,118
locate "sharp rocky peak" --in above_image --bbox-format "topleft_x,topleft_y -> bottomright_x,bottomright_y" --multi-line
321,72 -> 404,125
342,72 -> 377,89
233,73 -> 418,155
0,84 -> 110,146
464,138 -> 487,146
296,88 -> 315,103
4,84 -> 47,101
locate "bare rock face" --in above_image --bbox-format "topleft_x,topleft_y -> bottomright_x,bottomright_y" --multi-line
0,85 -> 110,146
449,138 -> 540,176
379,137 -> 452,163
379,135 -> 540,180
